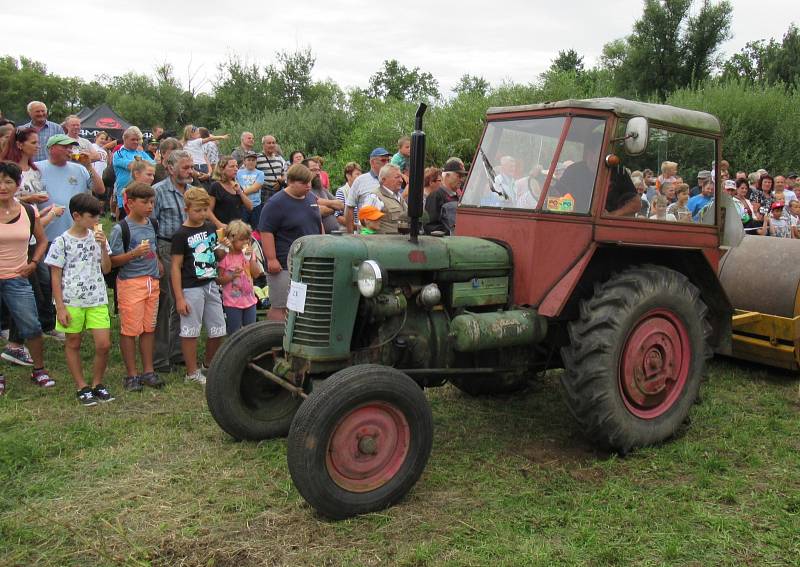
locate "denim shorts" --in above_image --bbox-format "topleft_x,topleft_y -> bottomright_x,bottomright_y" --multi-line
0,276 -> 43,339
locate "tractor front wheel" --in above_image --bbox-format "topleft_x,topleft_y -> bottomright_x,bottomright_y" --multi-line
206,321 -> 302,440
560,265 -> 710,453
287,364 -> 433,519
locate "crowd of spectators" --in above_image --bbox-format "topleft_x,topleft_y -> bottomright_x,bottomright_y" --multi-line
0,101 -> 467,404
621,160 -> 800,236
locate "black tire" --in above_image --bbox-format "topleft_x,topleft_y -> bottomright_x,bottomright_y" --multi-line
450,371 -> 529,396
287,364 -> 433,519
206,321 -> 302,440
560,265 -> 711,453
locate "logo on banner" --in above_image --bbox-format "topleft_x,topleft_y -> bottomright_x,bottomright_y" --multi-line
96,117 -> 122,128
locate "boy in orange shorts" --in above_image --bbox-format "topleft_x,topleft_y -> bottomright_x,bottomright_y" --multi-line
109,182 -> 165,391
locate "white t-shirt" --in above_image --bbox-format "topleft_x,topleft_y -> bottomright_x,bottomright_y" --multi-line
184,138 -> 206,166
345,172 -> 380,209
20,168 -> 44,196
44,230 -> 112,307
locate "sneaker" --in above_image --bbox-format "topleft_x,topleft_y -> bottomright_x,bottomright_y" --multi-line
0,374 -> 6,396
77,386 -> 98,407
140,372 -> 165,389
31,369 -> 55,388
184,369 -> 206,385
44,330 -> 66,342
2,346 -> 34,367
123,375 -> 143,392
92,384 -> 115,402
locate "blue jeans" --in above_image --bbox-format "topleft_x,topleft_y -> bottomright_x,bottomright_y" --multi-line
0,277 -> 43,339
224,305 -> 257,335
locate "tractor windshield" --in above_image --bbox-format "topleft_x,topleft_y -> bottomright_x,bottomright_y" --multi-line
461,116 -> 606,214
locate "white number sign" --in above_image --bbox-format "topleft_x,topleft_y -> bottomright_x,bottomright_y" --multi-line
286,280 -> 308,313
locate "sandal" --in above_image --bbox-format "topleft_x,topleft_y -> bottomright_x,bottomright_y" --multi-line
31,369 -> 55,388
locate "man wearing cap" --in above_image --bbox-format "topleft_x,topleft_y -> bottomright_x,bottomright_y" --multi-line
34,134 -> 105,337
344,147 -> 392,233
687,177 -> 714,221
19,101 -> 65,162
690,170 -> 711,197
425,159 -> 465,234
787,172 -> 799,191
255,135 -> 287,204
231,132 -> 256,165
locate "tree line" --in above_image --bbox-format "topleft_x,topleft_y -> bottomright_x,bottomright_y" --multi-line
1,1 -> 799,184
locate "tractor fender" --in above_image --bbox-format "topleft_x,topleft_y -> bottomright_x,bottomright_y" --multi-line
547,244 -> 733,352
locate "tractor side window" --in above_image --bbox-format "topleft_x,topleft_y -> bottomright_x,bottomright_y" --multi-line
605,122 -> 717,224
461,116 -> 567,210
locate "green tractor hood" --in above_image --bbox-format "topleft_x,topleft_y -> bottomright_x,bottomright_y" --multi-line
284,234 -> 511,360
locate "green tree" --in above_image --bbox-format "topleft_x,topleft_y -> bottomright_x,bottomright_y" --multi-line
767,24 -> 800,85
367,59 -> 440,102
549,49 -> 584,73
452,74 -> 490,97
267,49 -> 316,109
606,0 -> 733,100
721,40 -> 775,83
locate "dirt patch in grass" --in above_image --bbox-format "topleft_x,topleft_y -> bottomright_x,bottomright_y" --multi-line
507,434 -> 609,484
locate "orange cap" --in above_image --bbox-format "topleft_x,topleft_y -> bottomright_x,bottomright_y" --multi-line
359,205 -> 384,222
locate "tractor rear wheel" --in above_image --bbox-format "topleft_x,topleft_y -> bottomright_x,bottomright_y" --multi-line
206,321 -> 302,440
560,265 -> 710,453
287,364 -> 433,519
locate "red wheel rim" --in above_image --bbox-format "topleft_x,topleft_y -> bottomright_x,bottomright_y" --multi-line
326,402 -> 410,493
619,309 -> 690,419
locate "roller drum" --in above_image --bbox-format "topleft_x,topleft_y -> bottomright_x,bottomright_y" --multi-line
718,235 -> 800,318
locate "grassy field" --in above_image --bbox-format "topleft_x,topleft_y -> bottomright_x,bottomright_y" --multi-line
1,325 -> 799,566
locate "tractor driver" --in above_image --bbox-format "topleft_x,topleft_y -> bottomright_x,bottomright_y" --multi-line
553,145 -> 600,213
551,122 -> 605,214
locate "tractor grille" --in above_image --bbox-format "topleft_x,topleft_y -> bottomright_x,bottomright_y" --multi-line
291,257 -> 335,347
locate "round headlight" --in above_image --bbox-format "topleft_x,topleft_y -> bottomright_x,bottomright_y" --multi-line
357,260 -> 383,298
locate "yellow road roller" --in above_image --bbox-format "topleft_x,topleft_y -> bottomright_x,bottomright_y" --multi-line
719,235 -> 800,370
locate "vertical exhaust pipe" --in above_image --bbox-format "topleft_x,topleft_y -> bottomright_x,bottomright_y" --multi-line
407,103 -> 427,244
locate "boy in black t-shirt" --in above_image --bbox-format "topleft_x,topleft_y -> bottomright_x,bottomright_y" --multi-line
170,187 -> 229,384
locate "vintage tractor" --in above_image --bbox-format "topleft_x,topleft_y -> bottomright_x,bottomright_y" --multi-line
206,98 -> 795,519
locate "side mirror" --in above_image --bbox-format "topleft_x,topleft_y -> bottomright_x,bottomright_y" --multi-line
624,116 -> 649,156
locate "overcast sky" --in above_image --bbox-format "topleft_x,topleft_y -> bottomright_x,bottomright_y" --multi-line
5,1 -> 797,95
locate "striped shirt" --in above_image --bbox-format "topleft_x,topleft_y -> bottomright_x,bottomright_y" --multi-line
255,153 -> 287,202
19,120 -> 64,162
152,177 -> 191,240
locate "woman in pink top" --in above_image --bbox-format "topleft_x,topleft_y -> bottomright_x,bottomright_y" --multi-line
0,162 -> 54,394
216,220 -> 264,335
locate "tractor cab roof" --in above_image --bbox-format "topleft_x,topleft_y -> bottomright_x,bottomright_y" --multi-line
487,97 -> 721,136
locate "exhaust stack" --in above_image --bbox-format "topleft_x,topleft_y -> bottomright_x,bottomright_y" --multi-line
407,103 -> 427,244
